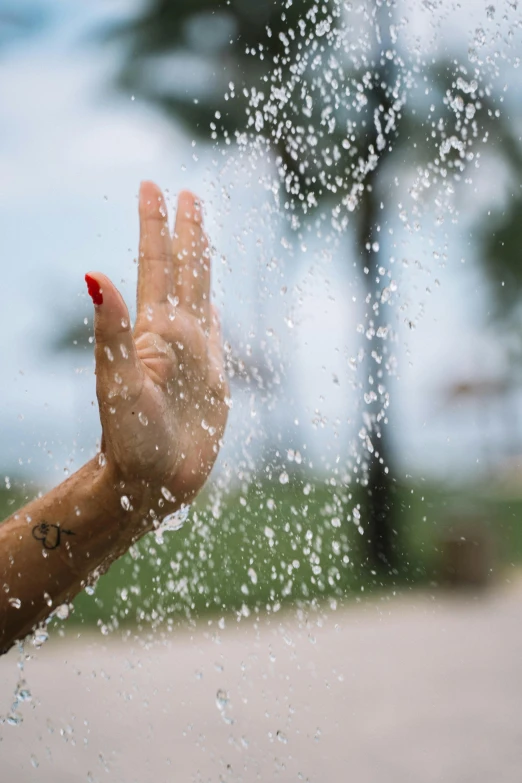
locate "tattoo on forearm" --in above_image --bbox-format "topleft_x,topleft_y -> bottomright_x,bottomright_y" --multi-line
32,522 -> 76,550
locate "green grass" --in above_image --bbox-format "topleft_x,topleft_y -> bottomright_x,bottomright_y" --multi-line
2,475 -> 522,632
0,483 -> 30,522
73,474 -> 366,629
69,474 -> 522,629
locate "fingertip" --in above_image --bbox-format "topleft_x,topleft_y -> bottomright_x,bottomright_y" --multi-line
178,189 -> 197,200
85,272 -> 127,313
85,272 -> 103,306
139,180 -> 167,219
177,190 -> 204,225
85,271 -> 111,292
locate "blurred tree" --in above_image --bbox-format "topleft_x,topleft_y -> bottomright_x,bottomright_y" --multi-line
481,191 -> 522,328
0,3 -> 50,52
103,0 -> 522,571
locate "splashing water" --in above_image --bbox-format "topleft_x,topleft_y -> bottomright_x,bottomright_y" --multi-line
11,6 -> 522,746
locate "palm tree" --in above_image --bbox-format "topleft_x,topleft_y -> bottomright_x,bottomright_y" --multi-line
102,0 -> 522,571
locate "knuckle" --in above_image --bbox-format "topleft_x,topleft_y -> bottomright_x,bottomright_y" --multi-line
141,250 -> 171,265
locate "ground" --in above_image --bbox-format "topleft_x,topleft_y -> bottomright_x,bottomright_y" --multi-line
1,579 -> 522,782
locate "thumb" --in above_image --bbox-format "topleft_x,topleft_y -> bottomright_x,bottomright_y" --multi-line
85,272 -> 142,402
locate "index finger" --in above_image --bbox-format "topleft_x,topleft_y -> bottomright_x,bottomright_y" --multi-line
137,180 -> 175,312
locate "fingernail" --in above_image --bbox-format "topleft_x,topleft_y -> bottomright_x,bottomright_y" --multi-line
85,274 -> 103,305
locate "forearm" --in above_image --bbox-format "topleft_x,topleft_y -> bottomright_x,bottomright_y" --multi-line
0,458 -> 153,653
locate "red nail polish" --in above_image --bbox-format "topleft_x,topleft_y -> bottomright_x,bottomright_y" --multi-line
85,274 -> 103,305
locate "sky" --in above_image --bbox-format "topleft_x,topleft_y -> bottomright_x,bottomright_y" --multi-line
0,0 -> 521,491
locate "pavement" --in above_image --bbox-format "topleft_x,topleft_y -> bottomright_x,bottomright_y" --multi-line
1,581 -> 522,783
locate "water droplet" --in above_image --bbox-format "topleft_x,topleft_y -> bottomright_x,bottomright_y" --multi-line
315,19 -> 330,36
121,495 -> 132,511
55,603 -> 70,621
161,486 -> 176,503
153,504 -> 190,543
474,26 -> 486,46
216,688 -> 229,711
32,627 -> 48,649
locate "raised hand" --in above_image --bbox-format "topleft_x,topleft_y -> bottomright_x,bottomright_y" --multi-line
0,180 -> 229,653
85,181 -> 229,536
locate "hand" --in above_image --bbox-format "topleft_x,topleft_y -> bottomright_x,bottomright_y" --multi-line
0,180 -> 230,653
85,181 -> 229,537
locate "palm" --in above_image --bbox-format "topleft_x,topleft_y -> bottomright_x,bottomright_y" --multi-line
91,182 -> 228,518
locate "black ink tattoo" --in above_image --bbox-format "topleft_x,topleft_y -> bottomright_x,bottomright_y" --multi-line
32,522 -> 76,550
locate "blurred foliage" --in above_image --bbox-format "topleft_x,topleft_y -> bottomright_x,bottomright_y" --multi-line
109,0 -> 340,138
0,3 -> 50,54
107,2 -> 522,221
104,0 -> 522,577
108,0 -> 407,569
0,484 -> 28,524
67,476 -> 521,629
481,192 -> 522,325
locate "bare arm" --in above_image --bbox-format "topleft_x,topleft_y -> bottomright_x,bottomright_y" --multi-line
0,181 -> 229,653
0,459 -> 144,651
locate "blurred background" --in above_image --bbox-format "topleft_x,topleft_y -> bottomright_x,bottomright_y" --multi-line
1,0 -> 522,780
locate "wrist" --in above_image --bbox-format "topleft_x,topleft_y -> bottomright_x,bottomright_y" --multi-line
94,457 -> 184,548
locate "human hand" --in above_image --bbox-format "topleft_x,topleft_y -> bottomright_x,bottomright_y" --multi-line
0,180 -> 230,651
85,181 -> 229,538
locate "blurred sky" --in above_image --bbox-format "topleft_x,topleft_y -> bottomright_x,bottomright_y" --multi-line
0,0 -> 521,489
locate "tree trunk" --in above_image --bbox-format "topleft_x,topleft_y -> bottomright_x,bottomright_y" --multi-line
350,0 -> 401,571
356,176 -> 398,571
